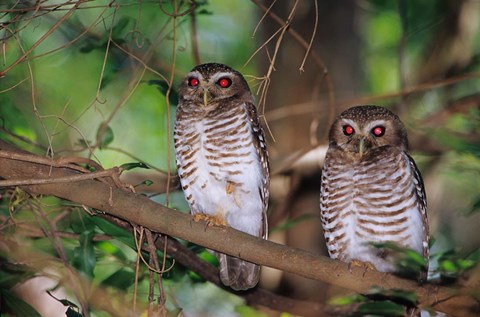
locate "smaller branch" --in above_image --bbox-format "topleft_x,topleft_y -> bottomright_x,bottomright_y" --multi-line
0,150 -> 97,173
299,0 -> 318,73
0,168 -> 120,187
0,125 -> 49,152
159,0 -> 195,18
252,0 -> 277,37
340,71 -> 480,107
0,77 -> 29,93
6,222 -> 111,241
190,0 -> 201,65
104,146 -> 170,174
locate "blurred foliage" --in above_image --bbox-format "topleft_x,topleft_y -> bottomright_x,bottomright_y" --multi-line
435,248 -> 480,284
0,0 -> 479,316
370,242 -> 428,280
328,287 -> 417,317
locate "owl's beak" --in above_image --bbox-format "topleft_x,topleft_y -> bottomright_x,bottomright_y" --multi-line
202,89 -> 211,107
359,137 -> 366,158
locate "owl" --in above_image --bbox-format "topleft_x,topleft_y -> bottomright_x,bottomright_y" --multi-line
174,63 -> 269,291
320,105 -> 429,277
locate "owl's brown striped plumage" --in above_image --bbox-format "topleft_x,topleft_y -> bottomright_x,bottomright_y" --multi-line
174,63 -> 269,291
320,105 -> 429,277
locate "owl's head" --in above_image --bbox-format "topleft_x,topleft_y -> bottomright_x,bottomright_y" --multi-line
178,63 -> 252,108
329,105 -> 409,156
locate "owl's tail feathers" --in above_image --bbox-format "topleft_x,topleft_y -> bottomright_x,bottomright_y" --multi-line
218,253 -> 260,291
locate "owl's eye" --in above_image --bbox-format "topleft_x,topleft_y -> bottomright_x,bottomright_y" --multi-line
343,125 -> 355,136
188,77 -> 199,87
217,77 -> 232,88
372,126 -> 385,137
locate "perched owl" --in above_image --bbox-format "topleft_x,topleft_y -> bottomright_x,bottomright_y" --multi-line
174,63 -> 269,291
320,105 -> 429,277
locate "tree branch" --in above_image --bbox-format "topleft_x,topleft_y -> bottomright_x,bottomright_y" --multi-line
0,140 -> 478,316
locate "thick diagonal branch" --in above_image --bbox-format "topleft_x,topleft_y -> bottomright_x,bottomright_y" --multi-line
0,140 -> 478,316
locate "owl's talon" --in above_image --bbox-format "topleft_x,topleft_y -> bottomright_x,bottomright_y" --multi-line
193,214 -> 227,227
349,259 -> 376,275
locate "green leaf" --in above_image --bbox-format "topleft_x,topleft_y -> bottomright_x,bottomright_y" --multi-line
95,241 -> 128,262
370,242 -> 426,277
197,249 -> 217,265
389,289 -> 417,306
147,79 -> 179,106
47,290 -> 79,308
466,248 -> 480,262
70,210 -> 96,234
357,300 -> 405,316
328,293 -> 366,306
428,235 -> 436,249
120,162 -> 150,170
76,138 -> 91,149
440,259 -> 458,273
72,231 -> 96,278
91,217 -> 136,250
141,179 -> 154,186
166,307 -> 183,317
96,123 -> 114,148
91,217 -> 130,238
468,197 -> 480,215
111,17 -> 131,39
235,304 -> 268,316
66,307 -> 83,317
404,249 -> 427,266
366,287 -> 417,307
101,268 -> 135,289
79,41 -> 98,53
437,248 -> 480,282
197,9 -> 213,15
0,290 -> 42,317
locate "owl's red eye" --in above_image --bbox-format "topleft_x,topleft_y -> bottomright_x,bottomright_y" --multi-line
372,126 -> 385,137
188,77 -> 199,87
343,125 -> 355,136
217,77 -> 232,88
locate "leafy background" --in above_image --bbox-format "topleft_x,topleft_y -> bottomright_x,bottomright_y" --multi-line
0,0 -> 479,316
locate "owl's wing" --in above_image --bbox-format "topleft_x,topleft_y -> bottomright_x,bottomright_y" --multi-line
406,154 -> 427,211
406,153 -> 429,260
245,102 -> 269,239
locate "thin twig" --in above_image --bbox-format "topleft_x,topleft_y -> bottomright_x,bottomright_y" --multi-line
190,0 -> 201,65
0,168 -> 120,187
250,0 -> 336,143
163,0 -> 180,207
0,0 -> 86,76
29,198 -> 91,317
299,0 -> 318,73
397,0 -> 408,113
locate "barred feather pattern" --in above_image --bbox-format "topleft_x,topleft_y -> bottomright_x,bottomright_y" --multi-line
320,105 -> 429,276
174,66 -> 269,291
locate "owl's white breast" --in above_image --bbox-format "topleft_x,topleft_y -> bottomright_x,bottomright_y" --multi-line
175,103 -> 265,237
321,148 -> 426,272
